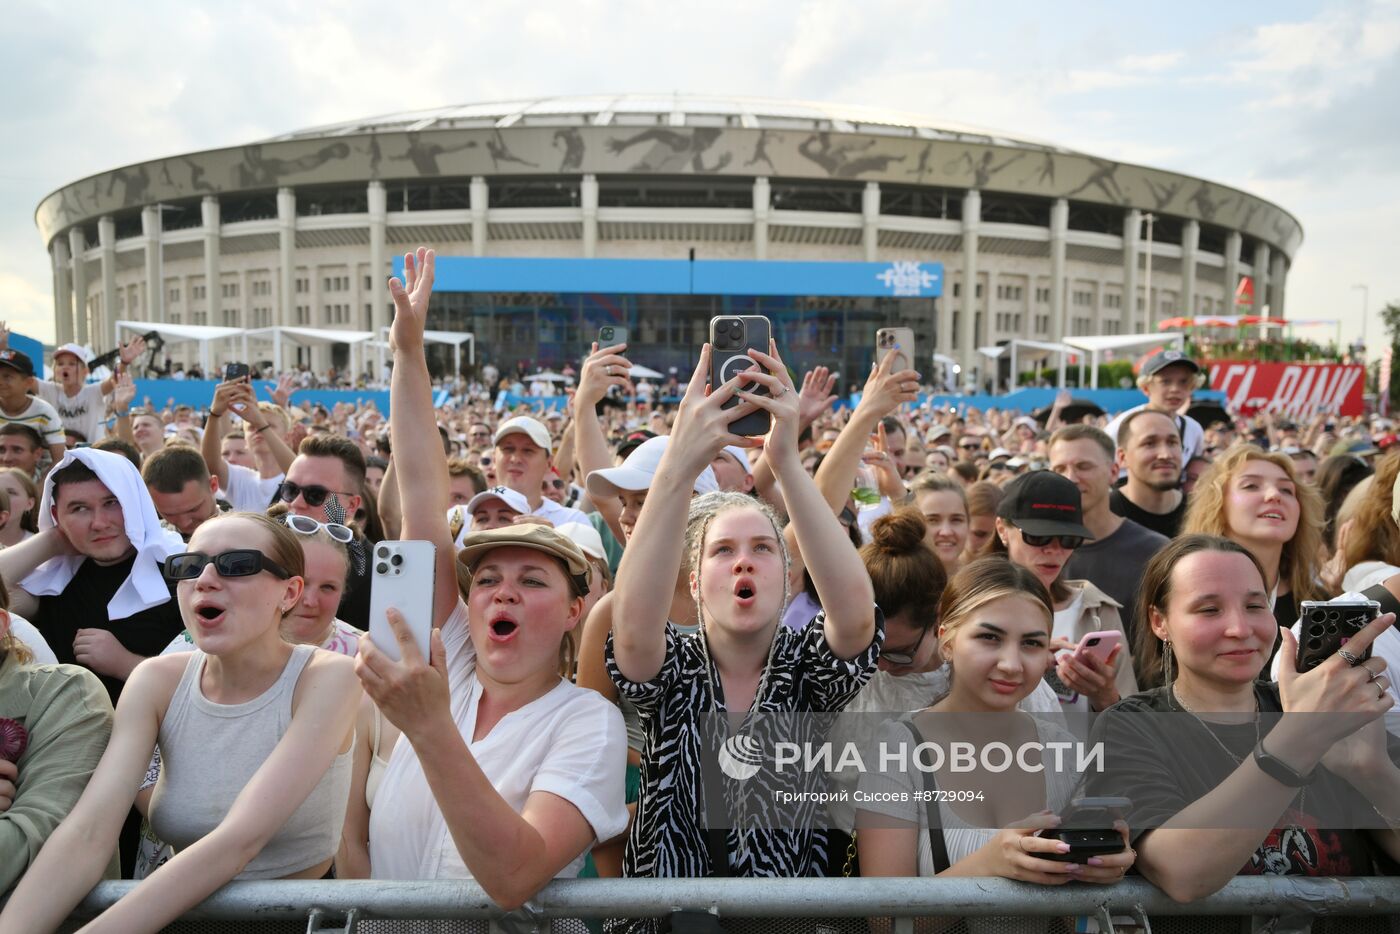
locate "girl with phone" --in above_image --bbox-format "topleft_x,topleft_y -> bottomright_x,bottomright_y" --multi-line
606,339 -> 880,926
349,248 -> 628,908
986,471 -> 1137,712
857,558 -> 1135,895
0,512 -> 360,934
1086,534 -> 1400,905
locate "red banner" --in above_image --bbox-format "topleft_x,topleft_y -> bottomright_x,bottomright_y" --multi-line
1208,361 -> 1365,416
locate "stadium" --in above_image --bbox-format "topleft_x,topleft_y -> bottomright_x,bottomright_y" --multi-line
33,94 -> 1302,386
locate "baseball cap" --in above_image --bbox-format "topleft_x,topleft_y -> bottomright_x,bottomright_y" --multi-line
1013,416 -> 1038,431
53,343 -> 92,365
494,415 -> 552,453
1141,349 -> 1200,378
717,445 -> 754,478
1332,439 -> 1379,457
1376,433 -> 1399,451
616,429 -> 657,460
587,436 -> 719,498
988,448 -> 1012,462
996,470 -> 1095,540
0,349 -> 35,378
926,425 -> 951,444
555,521 -> 606,561
457,523 -> 591,596
465,485 -> 529,517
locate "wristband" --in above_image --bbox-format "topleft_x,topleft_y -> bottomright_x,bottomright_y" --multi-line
1253,738 -> 1316,787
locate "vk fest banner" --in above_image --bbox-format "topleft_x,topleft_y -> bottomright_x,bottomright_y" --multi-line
1209,361 -> 1365,416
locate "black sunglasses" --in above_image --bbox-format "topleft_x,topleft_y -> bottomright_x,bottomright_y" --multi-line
959,442 -> 981,450
1020,532 -> 1085,550
277,480 -> 354,508
165,549 -> 292,581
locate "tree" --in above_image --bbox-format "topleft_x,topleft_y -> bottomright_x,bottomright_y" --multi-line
1381,301 -> 1400,410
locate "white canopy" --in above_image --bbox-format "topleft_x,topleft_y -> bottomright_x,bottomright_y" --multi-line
629,364 -> 664,379
1062,332 -> 1185,388
375,327 -> 475,376
1003,339 -> 1077,391
527,371 -> 569,382
116,320 -> 246,375
245,326 -> 375,373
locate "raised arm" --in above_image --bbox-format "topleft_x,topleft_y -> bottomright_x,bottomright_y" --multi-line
574,342 -> 633,541
109,371 -> 137,447
611,346 -> 756,683
388,248 -> 458,629
202,380 -> 249,489
813,352 -> 919,513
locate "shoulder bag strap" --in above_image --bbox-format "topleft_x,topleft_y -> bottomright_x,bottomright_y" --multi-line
1362,582 -> 1400,620
901,719 -> 950,875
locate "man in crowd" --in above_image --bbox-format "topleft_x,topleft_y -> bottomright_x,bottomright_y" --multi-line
141,444 -> 229,540
130,410 -> 166,461
1104,349 -> 1206,467
1051,424 -> 1168,642
446,456 -> 488,506
1111,408 -> 1187,538
493,415 -> 589,526
709,445 -> 755,494
0,424 -> 45,478
280,433 -> 372,628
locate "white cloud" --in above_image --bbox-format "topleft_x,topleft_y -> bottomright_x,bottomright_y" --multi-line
1117,51 -> 1184,73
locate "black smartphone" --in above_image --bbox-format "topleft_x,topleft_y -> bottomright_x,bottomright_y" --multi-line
224,362 -> 250,381
598,325 -> 628,348
1296,600 -> 1380,672
1038,796 -> 1130,863
709,315 -> 772,437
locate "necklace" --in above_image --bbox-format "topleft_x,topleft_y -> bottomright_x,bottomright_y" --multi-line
1168,686 -> 1307,813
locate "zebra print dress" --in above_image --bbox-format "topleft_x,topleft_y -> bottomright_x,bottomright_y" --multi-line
605,611 -> 883,934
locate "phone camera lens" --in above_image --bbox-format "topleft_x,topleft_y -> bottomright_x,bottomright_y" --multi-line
376,562 -> 389,575
391,554 -> 403,566
377,546 -> 390,559
1309,609 -> 1327,623
1326,610 -> 1340,622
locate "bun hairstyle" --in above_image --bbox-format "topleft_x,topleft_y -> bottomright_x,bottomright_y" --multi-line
861,508 -> 946,634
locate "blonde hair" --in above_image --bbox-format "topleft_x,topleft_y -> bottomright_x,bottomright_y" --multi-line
1341,453 -> 1400,572
935,556 -> 1053,660
684,491 -> 791,628
1182,444 -> 1322,603
0,468 -> 39,533
0,571 -> 33,666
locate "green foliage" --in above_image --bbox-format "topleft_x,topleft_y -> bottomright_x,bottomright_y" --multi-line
1382,302 -> 1400,348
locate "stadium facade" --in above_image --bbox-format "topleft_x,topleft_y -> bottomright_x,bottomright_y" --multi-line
34,94 -> 1302,384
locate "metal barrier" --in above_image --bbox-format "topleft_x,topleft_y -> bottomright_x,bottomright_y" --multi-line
67,877 -> 1400,932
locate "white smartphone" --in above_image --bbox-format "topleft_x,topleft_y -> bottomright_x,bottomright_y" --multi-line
367,540 -> 437,662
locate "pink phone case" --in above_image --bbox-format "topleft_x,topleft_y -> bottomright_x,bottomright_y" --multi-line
1074,630 -> 1121,665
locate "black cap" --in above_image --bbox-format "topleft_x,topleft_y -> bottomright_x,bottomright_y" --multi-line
0,349 -> 35,378
1141,349 -> 1200,378
996,470 -> 1095,540
616,429 -> 657,459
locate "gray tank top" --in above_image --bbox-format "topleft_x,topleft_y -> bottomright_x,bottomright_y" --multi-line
148,644 -> 352,879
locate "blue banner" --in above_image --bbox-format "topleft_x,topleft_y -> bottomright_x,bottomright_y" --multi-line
130,380 -> 390,414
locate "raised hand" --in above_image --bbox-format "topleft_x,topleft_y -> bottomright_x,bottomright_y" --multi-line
576,341 -> 633,407
111,372 -> 136,414
0,320 -> 9,350
663,344 -> 761,479
797,365 -> 838,429
389,247 -> 436,352
119,335 -> 147,366
735,341 -> 801,460
856,350 -> 920,419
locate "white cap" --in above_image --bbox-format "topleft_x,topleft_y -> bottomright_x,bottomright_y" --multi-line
465,485 -> 530,516
988,447 -> 1012,461
1013,416 -> 1038,431
54,343 -> 92,365
494,416 -> 552,453
555,521 -> 606,561
587,436 -> 719,498
1007,456 -> 1029,468
717,445 -> 755,477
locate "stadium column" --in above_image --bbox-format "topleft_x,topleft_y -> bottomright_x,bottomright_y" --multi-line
1122,209 -> 1141,334
202,197 -> 221,328
582,174 -> 598,258
752,177 -> 770,260
1049,198 -> 1067,343
52,237 -> 74,345
69,227 -> 89,346
368,180 -> 387,336
469,177 -> 488,257
862,182 -> 880,262
1181,220 -> 1199,315
1252,242 -> 1271,315
959,189 -> 980,382
142,205 -> 163,323
1223,231 -> 1242,313
98,216 -> 116,347
1269,251 -> 1286,318
277,188 -> 295,361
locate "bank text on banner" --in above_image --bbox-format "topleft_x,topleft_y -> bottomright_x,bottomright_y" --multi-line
1208,361 -> 1365,416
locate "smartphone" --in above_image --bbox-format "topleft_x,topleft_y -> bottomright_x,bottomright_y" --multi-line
709,315 -> 772,437
1043,666 -> 1078,704
1038,796 -> 1130,863
1074,630 -> 1122,666
876,327 -> 915,373
1296,600 -> 1380,673
598,325 -> 628,348
368,540 -> 437,663
224,362 -> 250,381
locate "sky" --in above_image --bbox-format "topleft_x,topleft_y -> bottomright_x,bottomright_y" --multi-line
1,0 -> 1396,350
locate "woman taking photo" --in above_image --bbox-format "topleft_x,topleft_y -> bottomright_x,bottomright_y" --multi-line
1182,445 -> 1323,644
857,558 -> 1134,895
0,511 -> 360,934
910,472 -> 969,575
1088,535 -> 1400,914
987,471 -> 1137,712
349,248 -> 628,908
607,338 -> 880,915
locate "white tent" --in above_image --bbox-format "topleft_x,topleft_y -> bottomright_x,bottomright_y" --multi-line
629,364 -> 664,379
977,340 -> 1076,391
245,326 -> 374,374
116,320 -> 246,376
1062,332 -> 1185,388
375,328 -> 475,377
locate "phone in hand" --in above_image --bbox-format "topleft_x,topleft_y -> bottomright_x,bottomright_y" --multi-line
598,325 -> 628,348
709,315 -> 772,437
368,540 -> 437,663
1073,630 -> 1122,667
1296,600 -> 1380,673
1037,796 -> 1130,862
224,362 -> 250,381
876,327 -> 915,373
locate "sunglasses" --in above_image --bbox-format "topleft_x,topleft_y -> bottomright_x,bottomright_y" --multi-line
1020,531 -> 1086,550
959,443 -> 981,451
838,505 -> 858,527
987,462 -> 1011,472
881,626 -> 930,666
165,549 -> 292,581
277,481 -> 354,508
281,513 -> 354,544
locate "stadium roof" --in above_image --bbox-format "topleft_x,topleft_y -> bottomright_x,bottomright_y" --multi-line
261,93 -> 1079,154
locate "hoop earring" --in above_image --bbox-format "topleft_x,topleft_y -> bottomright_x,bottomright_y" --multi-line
1162,640 -> 1174,685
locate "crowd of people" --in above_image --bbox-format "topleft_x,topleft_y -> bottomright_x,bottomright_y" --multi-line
0,247 -> 1397,934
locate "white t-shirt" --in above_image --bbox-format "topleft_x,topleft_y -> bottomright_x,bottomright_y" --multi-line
531,497 -> 589,529
0,395 -> 65,448
223,464 -> 283,513
37,381 -> 108,443
369,599 -> 628,880
1270,584 -> 1400,717
9,614 -> 58,665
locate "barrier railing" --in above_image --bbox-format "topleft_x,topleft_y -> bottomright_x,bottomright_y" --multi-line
67,877 -> 1400,932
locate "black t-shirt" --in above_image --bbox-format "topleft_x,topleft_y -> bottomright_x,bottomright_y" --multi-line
1109,487 -> 1186,539
33,554 -> 184,706
336,533 -> 371,631
1063,518 -> 1169,646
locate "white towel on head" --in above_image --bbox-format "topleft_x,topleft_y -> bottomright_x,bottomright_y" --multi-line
21,447 -> 184,619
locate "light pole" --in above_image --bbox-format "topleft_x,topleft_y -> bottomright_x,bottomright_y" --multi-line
1142,213 -> 1156,333
1352,283 -> 1369,355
